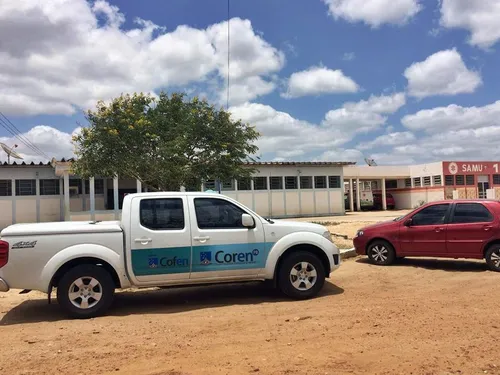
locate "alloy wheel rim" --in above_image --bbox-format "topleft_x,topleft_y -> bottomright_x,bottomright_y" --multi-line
491,250 -> 500,269
68,276 -> 103,309
290,262 -> 317,291
371,245 -> 388,263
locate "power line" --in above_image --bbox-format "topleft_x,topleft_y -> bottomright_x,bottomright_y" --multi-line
0,111 -> 51,160
226,0 -> 230,110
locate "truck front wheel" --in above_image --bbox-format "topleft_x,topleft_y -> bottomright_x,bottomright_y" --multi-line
56,264 -> 115,319
278,251 -> 325,299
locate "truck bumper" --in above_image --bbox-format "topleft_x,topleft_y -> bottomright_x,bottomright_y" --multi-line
0,277 -> 9,292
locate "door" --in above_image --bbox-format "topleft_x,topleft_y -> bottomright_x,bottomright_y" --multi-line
446,202 -> 496,257
188,196 -> 266,279
399,203 -> 451,255
478,176 -> 489,199
128,196 -> 192,284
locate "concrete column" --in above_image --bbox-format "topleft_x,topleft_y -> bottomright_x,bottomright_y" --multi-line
113,176 -> 119,219
63,172 -> 70,220
136,179 -> 142,193
382,178 -> 387,211
81,179 -> 86,211
11,178 -> 16,224
89,177 -> 95,221
356,178 -> 361,212
349,179 -> 354,212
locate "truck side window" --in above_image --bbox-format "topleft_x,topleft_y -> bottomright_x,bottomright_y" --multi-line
140,198 -> 185,230
194,198 -> 246,229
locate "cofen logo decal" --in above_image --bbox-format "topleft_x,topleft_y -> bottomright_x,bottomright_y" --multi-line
200,249 -> 260,265
148,255 -> 189,269
12,240 -> 37,249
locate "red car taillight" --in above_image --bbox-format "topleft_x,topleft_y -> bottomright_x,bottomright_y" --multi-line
0,240 -> 9,268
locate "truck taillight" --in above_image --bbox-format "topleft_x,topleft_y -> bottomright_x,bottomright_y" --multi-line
0,240 -> 9,268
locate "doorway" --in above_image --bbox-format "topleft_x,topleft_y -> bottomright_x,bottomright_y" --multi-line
477,176 -> 489,199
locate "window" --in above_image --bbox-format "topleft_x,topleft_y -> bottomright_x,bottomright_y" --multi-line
69,178 -> 82,194
237,178 -> 251,191
84,179 -> 105,194
254,177 -> 267,190
451,203 -> 493,224
433,175 -> 442,186
140,198 -> 185,230
455,175 -> 465,185
404,178 -> 412,188
270,177 -> 283,190
328,176 -> 341,189
203,180 -> 216,191
466,175 -> 475,186
445,175 -> 454,186
285,176 -> 297,189
411,204 -> 450,226
385,180 -> 397,189
15,179 -> 36,196
300,176 -> 313,189
494,175 -> 500,185
314,176 -> 327,189
0,180 -> 12,196
194,198 -> 247,229
423,176 -> 431,186
40,179 -> 60,195
221,180 -> 234,191
413,177 -> 421,187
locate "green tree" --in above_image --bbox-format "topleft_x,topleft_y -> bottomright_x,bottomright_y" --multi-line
71,92 -> 260,191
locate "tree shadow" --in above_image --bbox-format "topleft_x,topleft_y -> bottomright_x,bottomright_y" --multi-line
0,281 -> 344,326
356,256 -> 489,272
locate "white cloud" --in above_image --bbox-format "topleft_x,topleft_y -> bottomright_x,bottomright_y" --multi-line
440,0 -> 500,49
342,52 -> 356,61
0,126 -> 78,163
401,100 -> 500,133
322,92 -> 406,134
283,66 -> 359,98
316,149 -> 364,163
0,1 -> 284,115
323,0 -> 422,28
357,131 -> 416,150
404,49 -> 482,98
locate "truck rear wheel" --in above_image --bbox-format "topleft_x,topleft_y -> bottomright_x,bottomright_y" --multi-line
278,251 -> 325,299
56,264 -> 115,319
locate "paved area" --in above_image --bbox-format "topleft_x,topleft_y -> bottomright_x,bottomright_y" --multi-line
287,209 -> 412,223
1,257 -> 499,375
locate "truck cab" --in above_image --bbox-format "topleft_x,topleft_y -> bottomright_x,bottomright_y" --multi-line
0,192 -> 340,318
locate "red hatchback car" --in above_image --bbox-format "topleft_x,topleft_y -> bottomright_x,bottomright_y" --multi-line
353,199 -> 500,272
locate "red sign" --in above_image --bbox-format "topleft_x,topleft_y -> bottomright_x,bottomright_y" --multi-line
443,161 -> 500,176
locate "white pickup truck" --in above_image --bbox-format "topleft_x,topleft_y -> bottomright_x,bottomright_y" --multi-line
0,192 -> 340,318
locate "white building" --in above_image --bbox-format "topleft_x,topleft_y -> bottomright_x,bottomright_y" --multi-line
2,158 -> 500,230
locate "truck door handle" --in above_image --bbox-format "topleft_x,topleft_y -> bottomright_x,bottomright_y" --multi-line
193,236 -> 210,243
134,237 -> 152,244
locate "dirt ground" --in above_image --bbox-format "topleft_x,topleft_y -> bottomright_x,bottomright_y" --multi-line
2,256 -> 500,375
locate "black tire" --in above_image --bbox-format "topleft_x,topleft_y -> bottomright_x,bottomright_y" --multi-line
366,240 -> 396,266
56,264 -> 115,319
485,245 -> 500,272
278,251 -> 325,299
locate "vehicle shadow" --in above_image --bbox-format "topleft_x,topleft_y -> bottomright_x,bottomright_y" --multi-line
356,256 -> 489,272
0,281 -> 344,326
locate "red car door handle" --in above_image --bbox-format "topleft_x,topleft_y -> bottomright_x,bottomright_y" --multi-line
484,225 -> 492,231
435,227 -> 444,232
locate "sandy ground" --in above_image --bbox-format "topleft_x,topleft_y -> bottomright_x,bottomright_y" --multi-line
1,256 -> 500,375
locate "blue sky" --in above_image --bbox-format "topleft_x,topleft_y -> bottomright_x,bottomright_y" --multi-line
1,0 -> 500,165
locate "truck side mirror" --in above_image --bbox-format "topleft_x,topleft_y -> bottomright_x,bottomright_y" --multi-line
404,218 -> 413,227
242,214 -> 255,228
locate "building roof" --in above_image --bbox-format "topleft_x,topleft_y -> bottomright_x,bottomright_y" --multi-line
245,161 -> 356,166
0,161 -> 52,167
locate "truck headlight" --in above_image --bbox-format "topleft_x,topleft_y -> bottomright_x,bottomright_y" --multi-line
322,231 -> 333,242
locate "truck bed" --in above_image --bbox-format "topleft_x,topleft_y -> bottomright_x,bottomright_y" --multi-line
0,220 -> 123,237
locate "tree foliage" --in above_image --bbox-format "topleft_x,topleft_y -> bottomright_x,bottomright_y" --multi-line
72,92 -> 260,191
